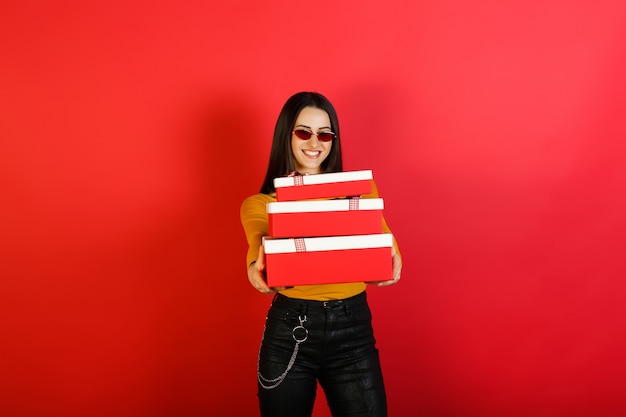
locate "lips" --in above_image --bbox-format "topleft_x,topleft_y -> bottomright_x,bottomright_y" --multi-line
303,150 -> 321,158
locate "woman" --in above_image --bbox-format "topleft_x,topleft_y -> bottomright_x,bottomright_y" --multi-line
240,91 -> 402,417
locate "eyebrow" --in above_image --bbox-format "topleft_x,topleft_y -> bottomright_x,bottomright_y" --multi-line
294,124 -> 332,130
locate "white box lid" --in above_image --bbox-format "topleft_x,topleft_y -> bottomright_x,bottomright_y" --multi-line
267,198 -> 384,214
273,170 -> 373,188
263,233 -> 393,254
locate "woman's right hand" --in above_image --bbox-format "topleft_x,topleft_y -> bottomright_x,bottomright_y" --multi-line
247,246 -> 291,294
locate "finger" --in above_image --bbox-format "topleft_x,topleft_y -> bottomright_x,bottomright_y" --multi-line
393,266 -> 402,281
255,281 -> 274,294
376,271 -> 401,287
257,245 -> 266,270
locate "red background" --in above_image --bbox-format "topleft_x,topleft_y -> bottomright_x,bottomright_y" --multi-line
2,1 -> 625,416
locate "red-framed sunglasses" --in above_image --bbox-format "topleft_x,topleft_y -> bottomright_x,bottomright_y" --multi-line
292,129 -> 336,142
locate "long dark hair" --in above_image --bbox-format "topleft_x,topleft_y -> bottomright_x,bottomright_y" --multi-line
259,92 -> 343,194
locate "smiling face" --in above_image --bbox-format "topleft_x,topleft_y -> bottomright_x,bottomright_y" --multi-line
290,106 -> 333,175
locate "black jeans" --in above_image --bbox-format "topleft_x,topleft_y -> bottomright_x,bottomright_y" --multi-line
257,291 -> 387,417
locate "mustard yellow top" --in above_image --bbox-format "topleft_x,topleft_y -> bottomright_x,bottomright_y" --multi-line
240,180 -> 400,301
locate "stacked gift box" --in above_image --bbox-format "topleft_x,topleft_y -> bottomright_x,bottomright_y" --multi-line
263,170 -> 393,287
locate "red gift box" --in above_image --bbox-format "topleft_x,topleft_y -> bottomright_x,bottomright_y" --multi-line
263,234 -> 393,287
274,170 -> 373,202
267,198 -> 384,238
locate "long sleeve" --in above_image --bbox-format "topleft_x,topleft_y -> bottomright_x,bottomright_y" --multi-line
240,193 -> 272,267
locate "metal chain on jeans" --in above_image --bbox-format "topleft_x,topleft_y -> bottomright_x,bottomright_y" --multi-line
258,315 -> 308,390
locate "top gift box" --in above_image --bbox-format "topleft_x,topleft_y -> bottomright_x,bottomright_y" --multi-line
274,170 -> 373,201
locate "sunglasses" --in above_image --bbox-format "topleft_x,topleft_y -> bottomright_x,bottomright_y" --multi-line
292,129 -> 336,142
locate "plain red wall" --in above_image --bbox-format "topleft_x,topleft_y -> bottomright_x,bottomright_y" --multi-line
2,1 -> 625,416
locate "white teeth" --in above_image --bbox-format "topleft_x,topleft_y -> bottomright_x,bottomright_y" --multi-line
303,150 -> 320,157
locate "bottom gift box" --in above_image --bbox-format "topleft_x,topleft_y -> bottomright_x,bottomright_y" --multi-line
263,234 -> 393,287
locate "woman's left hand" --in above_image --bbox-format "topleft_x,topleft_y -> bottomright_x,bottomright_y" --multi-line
368,246 -> 402,287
